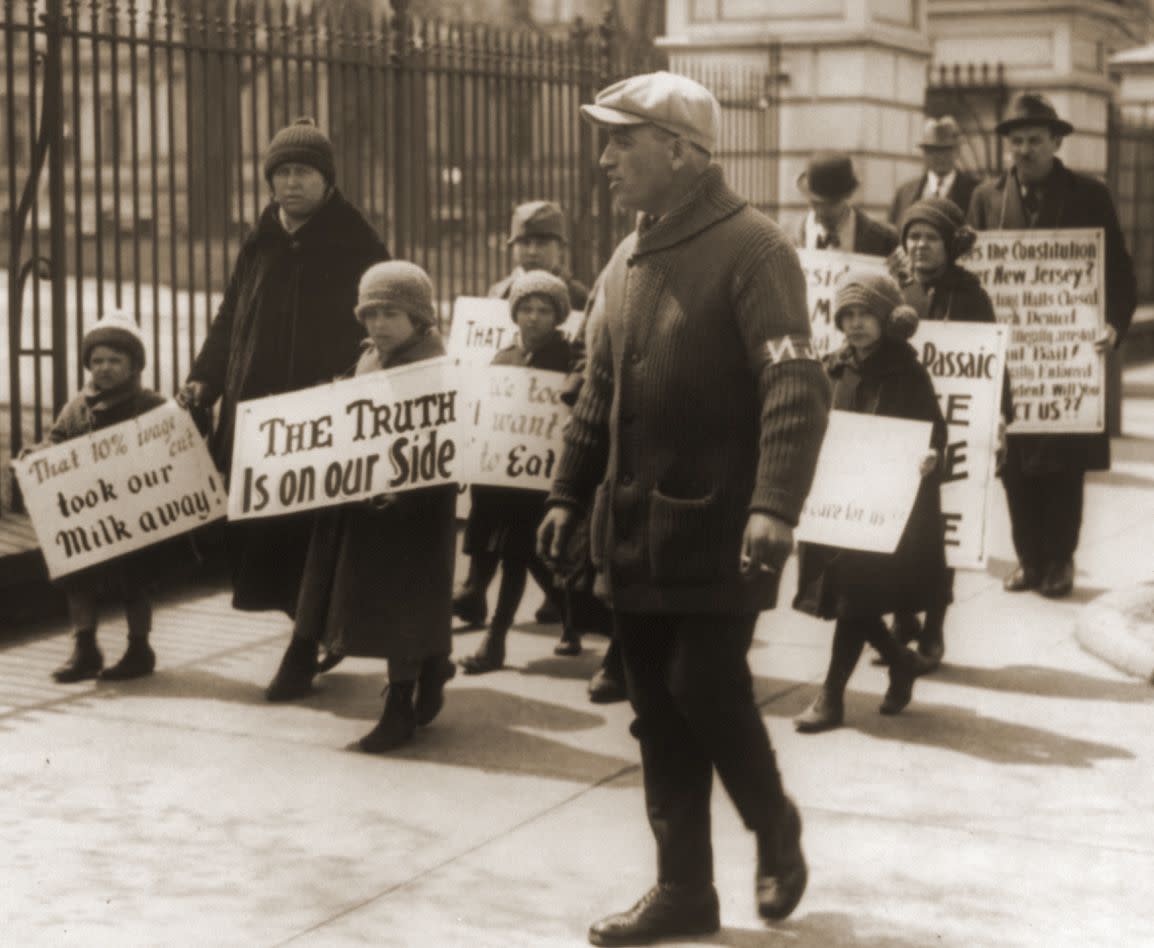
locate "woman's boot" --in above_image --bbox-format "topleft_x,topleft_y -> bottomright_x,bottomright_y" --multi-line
359,682 -> 416,753
878,637 -> 928,715
414,655 -> 456,726
99,637 -> 156,680
458,627 -> 507,675
52,628 -> 103,683
264,638 -> 319,702
795,619 -> 865,733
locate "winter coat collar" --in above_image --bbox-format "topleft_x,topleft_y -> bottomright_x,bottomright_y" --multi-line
255,189 -> 378,251
631,164 -> 747,259
501,329 -> 569,367
829,334 -> 917,380
355,328 -> 446,375
83,375 -> 143,414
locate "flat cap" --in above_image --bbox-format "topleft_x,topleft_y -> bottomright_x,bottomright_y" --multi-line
580,71 -> 721,155
507,201 -> 566,245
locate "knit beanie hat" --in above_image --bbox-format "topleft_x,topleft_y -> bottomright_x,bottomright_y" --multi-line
900,197 -> 977,262
833,270 -> 919,341
263,118 -> 336,185
81,309 -> 147,371
355,260 -> 436,329
508,270 -> 570,325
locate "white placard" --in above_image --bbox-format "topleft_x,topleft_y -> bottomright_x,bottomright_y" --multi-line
914,321 -> 1008,569
960,229 -> 1105,434
797,249 -> 891,358
461,365 -> 570,491
797,410 -> 932,554
228,357 -> 462,520
13,401 -> 226,578
447,296 -> 584,367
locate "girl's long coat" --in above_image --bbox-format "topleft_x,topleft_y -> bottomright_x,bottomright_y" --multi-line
292,331 -> 456,664
794,336 -> 950,620
188,190 -> 388,614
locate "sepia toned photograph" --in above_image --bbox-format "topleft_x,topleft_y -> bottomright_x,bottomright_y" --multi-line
2,0 -> 1152,944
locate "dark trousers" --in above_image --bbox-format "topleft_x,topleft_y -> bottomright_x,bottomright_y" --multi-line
616,612 -> 786,886
1001,467 -> 1085,568
492,553 -> 563,632
824,616 -> 905,693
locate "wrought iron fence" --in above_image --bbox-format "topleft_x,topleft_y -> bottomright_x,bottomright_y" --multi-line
924,62 -> 1009,177
1107,106 -> 1154,305
1,0 -> 664,512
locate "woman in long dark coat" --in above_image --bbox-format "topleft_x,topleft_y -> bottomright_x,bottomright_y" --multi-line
266,261 -> 457,754
178,120 -> 388,616
793,272 -> 945,733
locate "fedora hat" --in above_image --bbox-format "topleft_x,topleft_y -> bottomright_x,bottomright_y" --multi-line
917,116 -> 961,149
995,93 -> 1074,137
797,152 -> 859,202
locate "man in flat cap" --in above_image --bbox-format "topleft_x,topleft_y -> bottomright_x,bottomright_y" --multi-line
795,151 -> 899,256
538,70 -> 829,944
889,116 -> 980,224
969,92 -> 1136,598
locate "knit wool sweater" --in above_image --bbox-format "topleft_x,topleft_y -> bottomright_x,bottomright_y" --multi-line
549,165 -> 831,614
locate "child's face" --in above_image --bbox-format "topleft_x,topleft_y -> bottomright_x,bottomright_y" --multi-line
514,296 -> 559,353
840,305 -> 883,353
362,305 -> 417,357
512,235 -> 562,273
87,345 -> 135,391
905,222 -> 948,277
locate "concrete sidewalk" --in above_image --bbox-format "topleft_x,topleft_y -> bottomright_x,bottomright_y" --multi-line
3,410 -> 1154,946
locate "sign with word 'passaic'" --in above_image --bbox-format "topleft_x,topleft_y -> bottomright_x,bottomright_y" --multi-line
13,401 -> 226,578
914,320 -> 1008,570
796,410 -> 932,554
797,249 -> 891,358
228,357 -> 461,520
961,229 -> 1105,434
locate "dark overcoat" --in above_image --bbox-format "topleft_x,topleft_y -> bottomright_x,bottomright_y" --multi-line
794,209 -> 900,257
293,331 -> 456,664
188,190 -> 388,613
44,380 -> 172,598
794,336 -> 950,620
464,330 -> 573,560
967,159 -> 1137,474
550,165 -> 831,615
888,170 -> 980,225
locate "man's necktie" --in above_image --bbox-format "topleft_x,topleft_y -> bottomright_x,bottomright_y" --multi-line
816,231 -> 840,250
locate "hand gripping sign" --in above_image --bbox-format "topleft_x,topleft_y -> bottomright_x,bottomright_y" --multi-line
227,357 -> 461,520
961,228 -> 1105,434
13,401 -> 227,579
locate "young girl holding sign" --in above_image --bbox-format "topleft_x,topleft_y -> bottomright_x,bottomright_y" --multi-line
459,271 -> 573,675
29,312 -> 166,683
793,272 -> 947,733
265,261 -> 458,754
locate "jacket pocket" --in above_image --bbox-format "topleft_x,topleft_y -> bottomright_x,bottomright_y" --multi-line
647,488 -> 726,585
588,482 -> 611,570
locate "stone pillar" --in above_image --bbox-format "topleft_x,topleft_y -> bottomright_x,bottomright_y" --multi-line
1111,43 -> 1154,122
927,0 -> 1147,175
659,0 -> 931,230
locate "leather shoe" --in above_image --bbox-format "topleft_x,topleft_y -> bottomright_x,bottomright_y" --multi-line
756,797 -> 808,921
451,591 -> 487,628
1003,564 -> 1042,592
587,667 -> 628,704
1040,560 -> 1075,598
588,883 -> 719,947
794,690 -> 844,733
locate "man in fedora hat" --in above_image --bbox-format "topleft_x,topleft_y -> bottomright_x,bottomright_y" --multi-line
969,92 -> 1136,599
889,116 -> 980,224
538,70 -> 829,944
795,151 -> 899,256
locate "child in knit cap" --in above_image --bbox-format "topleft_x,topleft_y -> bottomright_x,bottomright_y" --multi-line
459,271 -> 575,675
792,270 -> 948,732
28,311 -> 167,683
264,261 -> 458,754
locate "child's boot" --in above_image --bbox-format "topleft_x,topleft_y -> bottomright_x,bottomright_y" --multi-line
414,655 -> 456,726
458,627 -> 507,675
553,624 -> 582,657
879,642 -> 927,715
100,638 -> 156,681
52,628 -> 103,683
793,688 -> 844,733
358,682 -> 416,753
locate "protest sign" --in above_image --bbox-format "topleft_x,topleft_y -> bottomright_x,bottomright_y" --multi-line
797,249 -> 891,357
228,357 -> 461,520
914,321 -> 1008,569
961,229 -> 1104,433
13,401 -> 226,579
797,410 -> 932,554
462,365 -> 570,491
448,296 -> 584,366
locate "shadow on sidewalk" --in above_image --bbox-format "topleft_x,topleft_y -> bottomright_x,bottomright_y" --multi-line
764,678 -> 1133,767
931,663 -> 1154,702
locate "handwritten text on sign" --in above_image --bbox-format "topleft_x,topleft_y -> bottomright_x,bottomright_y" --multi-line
228,357 -> 461,520
797,250 -> 890,358
961,229 -> 1104,433
13,401 -> 226,578
462,365 -> 571,491
796,410 -> 932,554
448,296 -> 583,366
915,321 -> 1008,569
